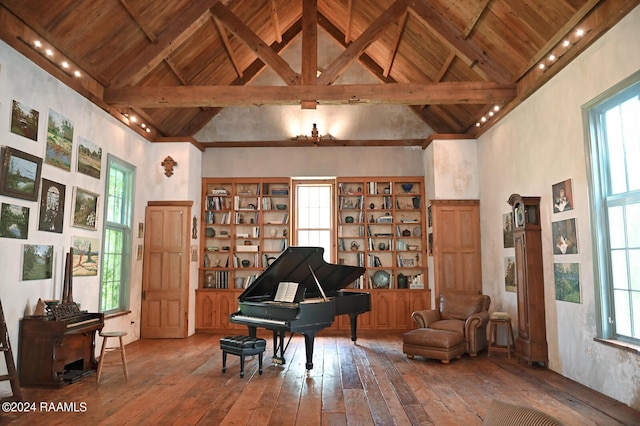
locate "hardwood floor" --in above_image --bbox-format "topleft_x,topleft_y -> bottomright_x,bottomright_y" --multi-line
2,332 -> 639,425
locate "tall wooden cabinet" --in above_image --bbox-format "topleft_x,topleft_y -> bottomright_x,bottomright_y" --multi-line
430,200 -> 482,297
508,194 -> 548,366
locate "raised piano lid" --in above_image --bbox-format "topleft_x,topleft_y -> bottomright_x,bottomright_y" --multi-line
238,246 -> 365,302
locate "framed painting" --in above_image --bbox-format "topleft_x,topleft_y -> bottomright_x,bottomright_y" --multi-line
76,137 -> 102,179
504,256 -> 516,292
38,178 -> 66,233
22,244 -> 54,281
72,236 -> 100,276
0,146 -> 42,201
0,202 -> 30,239
554,263 -> 581,303
72,187 -> 99,230
552,179 -> 574,213
10,100 -> 39,141
552,218 -> 578,254
45,109 -> 74,171
502,212 -> 514,248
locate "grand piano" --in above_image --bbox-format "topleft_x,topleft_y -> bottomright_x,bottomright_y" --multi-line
230,246 -> 369,370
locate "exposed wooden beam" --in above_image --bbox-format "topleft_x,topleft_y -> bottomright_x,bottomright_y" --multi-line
119,0 -> 157,43
317,0 -> 412,86
301,0 -> 317,85
422,133 -> 473,149
435,52 -> 456,82
383,10 -> 408,78
269,0 -> 282,43
409,0 -> 512,84
104,81 -> 516,108
212,16 -> 243,78
110,0 -> 219,87
461,0 -> 492,39
212,2 -> 300,85
345,0 -> 354,43
199,139 -> 426,148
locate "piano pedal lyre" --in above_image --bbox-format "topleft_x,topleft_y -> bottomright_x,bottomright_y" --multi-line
271,356 -> 285,365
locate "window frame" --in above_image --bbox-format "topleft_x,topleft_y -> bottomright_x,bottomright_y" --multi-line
99,154 -> 136,314
583,70 -> 640,344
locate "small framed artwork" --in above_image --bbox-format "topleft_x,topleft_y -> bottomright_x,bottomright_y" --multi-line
136,244 -> 143,260
45,109 -> 74,172
10,100 -> 39,141
138,222 -> 144,238
427,205 -> 432,227
22,244 -> 54,281
552,179 -> 574,213
190,245 -> 198,262
554,263 -> 581,303
0,146 -> 43,201
72,236 -> 100,276
38,179 -> 66,233
76,137 -> 102,179
552,218 -> 578,254
402,258 -> 415,267
0,203 -> 30,239
502,212 -> 514,248
504,256 -> 516,292
72,187 -> 99,230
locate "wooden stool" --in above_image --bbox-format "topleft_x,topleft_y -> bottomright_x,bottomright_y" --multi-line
96,331 -> 129,382
488,318 -> 516,358
220,335 -> 266,378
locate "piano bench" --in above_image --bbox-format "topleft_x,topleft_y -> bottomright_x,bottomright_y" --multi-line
220,335 -> 266,378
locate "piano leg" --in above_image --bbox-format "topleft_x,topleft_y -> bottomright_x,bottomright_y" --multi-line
348,313 -> 360,342
302,331 -> 317,370
272,330 -> 286,365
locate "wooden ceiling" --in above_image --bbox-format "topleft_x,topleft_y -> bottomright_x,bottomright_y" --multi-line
0,0 -> 637,149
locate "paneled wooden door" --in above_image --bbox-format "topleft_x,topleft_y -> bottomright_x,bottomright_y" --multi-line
141,201 -> 192,338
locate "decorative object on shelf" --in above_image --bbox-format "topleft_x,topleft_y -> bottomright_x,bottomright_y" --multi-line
311,123 -> 319,141
412,196 -> 421,209
412,226 -> 422,237
270,228 -> 277,237
161,156 -> 177,177
276,204 -> 287,210
370,215 -> 375,223
345,216 -> 354,223
401,183 -> 413,193
407,244 -> 418,251
372,270 -> 390,288
235,277 -> 244,289
244,240 -> 252,245
370,203 -> 375,209
397,273 -> 408,289
241,260 -> 250,267
204,273 -> 215,288
203,254 -> 210,268
402,229 -> 411,237
378,242 -> 386,250
205,227 -> 215,237
350,241 -> 360,251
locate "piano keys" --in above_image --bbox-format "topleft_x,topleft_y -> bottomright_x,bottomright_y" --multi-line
19,310 -> 104,388
230,246 -> 369,370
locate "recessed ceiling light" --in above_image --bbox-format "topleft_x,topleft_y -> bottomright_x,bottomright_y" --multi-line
61,61 -> 69,68
539,63 -> 545,70
493,105 -> 500,112
563,40 -> 570,47
74,70 -> 81,77
45,49 -> 53,56
576,28 -> 584,37
549,54 -> 556,61
34,40 -> 42,48
130,116 -> 137,123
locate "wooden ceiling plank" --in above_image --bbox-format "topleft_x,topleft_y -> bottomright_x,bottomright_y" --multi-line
104,81 -> 516,108
383,10 -> 408,78
199,139 -> 425,148
212,2 -> 300,85
409,0 -> 512,83
110,0 -> 220,88
164,57 -> 189,85
119,0 -> 157,43
461,0 -> 492,39
317,0 -> 412,86
345,0 -> 353,43
301,0 -> 318,85
513,0 -> 600,81
212,16 -> 243,78
269,0 -> 282,43
435,51 -> 456,82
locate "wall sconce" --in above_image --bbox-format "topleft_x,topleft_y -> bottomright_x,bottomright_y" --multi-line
161,156 -> 177,177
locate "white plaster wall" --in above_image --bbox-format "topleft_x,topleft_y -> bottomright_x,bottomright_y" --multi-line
477,6 -> 640,409
0,41 -> 200,393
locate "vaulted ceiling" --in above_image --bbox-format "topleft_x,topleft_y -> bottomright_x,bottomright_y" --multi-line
0,0 -> 637,148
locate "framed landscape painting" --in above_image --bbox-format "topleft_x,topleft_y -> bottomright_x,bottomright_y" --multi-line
77,137 -> 102,179
72,236 -> 100,276
0,146 -> 42,201
22,244 -> 54,281
0,203 -> 29,239
45,109 -> 74,171
72,187 -> 99,230
10,100 -> 39,141
38,178 -> 66,233
554,263 -> 581,303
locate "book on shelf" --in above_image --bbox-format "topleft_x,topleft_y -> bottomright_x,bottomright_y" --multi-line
236,245 -> 259,252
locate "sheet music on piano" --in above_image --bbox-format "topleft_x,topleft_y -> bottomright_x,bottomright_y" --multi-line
274,282 -> 299,303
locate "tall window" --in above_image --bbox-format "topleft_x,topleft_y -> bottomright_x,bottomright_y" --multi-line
100,155 -> 135,313
585,71 -> 640,344
293,180 -> 334,262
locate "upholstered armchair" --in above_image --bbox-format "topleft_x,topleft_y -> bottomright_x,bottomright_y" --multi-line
412,292 -> 491,356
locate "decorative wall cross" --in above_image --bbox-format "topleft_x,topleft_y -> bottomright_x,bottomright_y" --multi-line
161,156 -> 177,177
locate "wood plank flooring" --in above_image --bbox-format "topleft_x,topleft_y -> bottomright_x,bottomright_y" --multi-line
2,332 -> 639,425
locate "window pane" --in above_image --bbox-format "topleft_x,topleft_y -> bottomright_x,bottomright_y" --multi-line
633,291 -> 640,339
611,250 -> 629,290
620,96 -> 640,191
608,206 -> 625,249
605,106 -> 627,194
630,249 -> 640,291
614,289 -> 631,336
627,203 -> 640,247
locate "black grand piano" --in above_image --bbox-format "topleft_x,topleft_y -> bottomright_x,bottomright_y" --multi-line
230,246 -> 369,370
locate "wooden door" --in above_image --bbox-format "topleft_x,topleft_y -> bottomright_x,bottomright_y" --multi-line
432,200 -> 481,297
141,202 -> 192,338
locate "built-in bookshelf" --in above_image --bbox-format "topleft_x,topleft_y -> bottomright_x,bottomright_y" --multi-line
337,177 -> 426,291
199,178 -> 290,290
